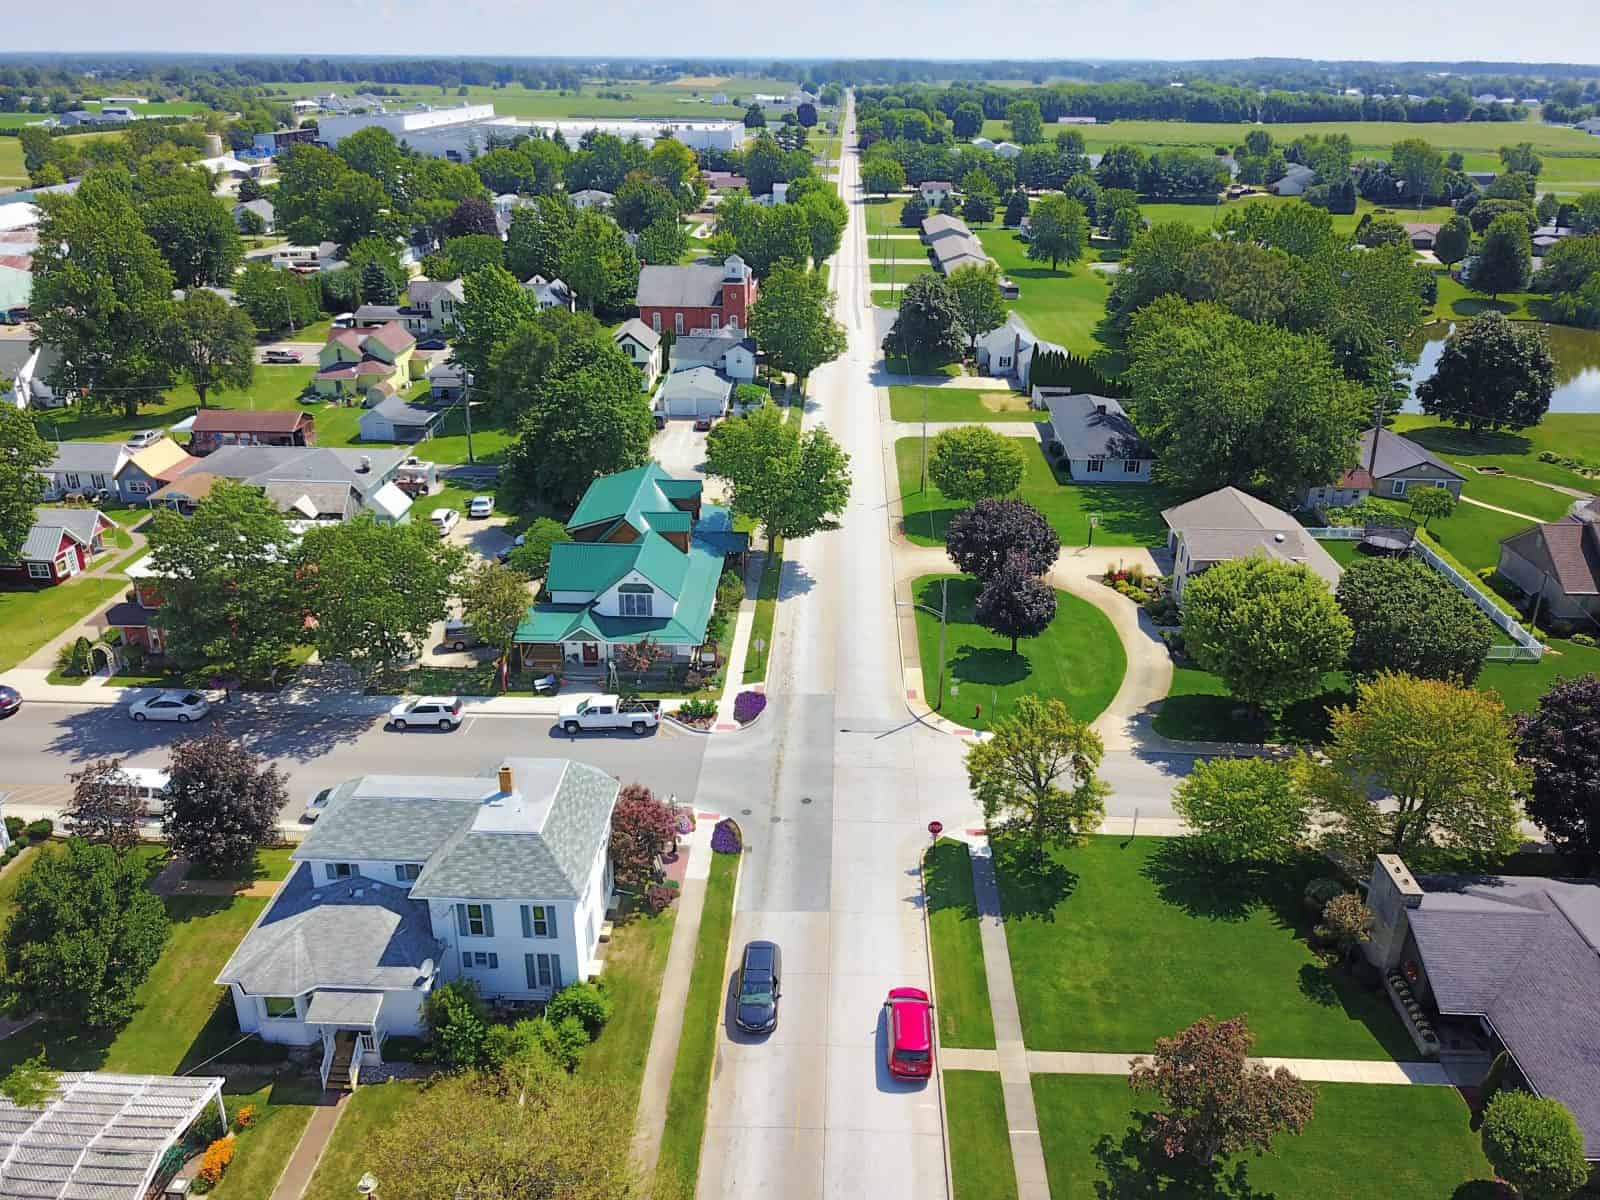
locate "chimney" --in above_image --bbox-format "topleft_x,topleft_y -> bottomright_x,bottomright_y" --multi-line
358,455 -> 371,473
1364,854 -> 1424,969
498,764 -> 514,794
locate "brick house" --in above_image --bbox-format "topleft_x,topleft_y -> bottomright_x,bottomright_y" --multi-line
3,507 -> 113,584
636,255 -> 757,338
188,410 -> 316,456
103,559 -> 171,656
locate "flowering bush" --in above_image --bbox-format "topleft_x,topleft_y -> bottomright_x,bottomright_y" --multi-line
675,807 -> 696,835
646,883 -> 677,913
233,1105 -> 257,1130
197,1137 -> 235,1185
733,690 -> 767,724
711,818 -> 743,854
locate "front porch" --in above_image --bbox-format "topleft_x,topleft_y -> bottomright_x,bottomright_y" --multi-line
308,990 -> 392,1091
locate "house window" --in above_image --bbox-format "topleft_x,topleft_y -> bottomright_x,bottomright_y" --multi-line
64,473 -> 80,490
91,474 -> 107,489
651,312 -> 662,333
674,312 -> 685,336
522,904 -> 553,939
1085,457 -> 1106,473
1124,460 -> 1142,474
1391,479 -> 1408,496
394,863 -> 422,882
525,953 -> 563,992
26,562 -> 51,580
128,480 -> 152,495
710,314 -> 720,330
619,585 -> 653,617
263,996 -> 297,1019
326,863 -> 355,880
462,951 -> 499,970
457,902 -> 494,937
728,315 -> 739,330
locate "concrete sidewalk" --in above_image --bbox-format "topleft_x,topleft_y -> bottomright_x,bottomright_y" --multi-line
940,1047 -> 1454,1085
267,1091 -> 349,1200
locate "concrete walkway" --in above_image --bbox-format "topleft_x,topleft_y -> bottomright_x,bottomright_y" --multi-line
710,548 -> 769,731
882,374 -> 1005,390
939,1047 -> 1454,1085
1459,494 -> 1540,522
969,842 -> 1050,1200
631,811 -> 718,1180
267,1090 -> 349,1200
888,420 -> 1042,441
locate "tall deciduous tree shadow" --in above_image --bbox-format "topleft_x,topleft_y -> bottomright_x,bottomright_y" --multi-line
989,834 -> 1077,921
949,644 -> 1033,687
1139,838 -> 1276,924
1092,1121 -> 1278,1200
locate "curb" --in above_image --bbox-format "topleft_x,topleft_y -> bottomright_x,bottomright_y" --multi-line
919,841 -> 958,1200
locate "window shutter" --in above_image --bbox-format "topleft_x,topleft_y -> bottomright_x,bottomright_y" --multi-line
455,904 -> 469,936
488,953 -> 498,969
482,905 -> 495,938
520,906 -> 531,939
524,954 -> 537,990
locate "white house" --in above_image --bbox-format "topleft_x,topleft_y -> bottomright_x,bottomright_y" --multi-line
215,758 -> 619,1088
1038,388 -> 1155,483
1162,487 -> 1343,601
5,344 -> 70,410
612,319 -> 662,391
569,189 -> 614,211
657,365 -> 733,420
993,141 -> 1022,159
671,329 -> 756,381
232,199 -> 276,234
918,180 -> 954,207
522,274 -> 576,311
970,137 -> 996,152
403,277 -> 464,335
974,313 -> 1066,391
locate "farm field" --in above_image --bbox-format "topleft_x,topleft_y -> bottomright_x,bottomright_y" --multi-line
0,137 -> 23,184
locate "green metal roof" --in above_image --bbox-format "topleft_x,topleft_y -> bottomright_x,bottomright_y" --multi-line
545,530 -> 690,599
515,541 -> 724,647
565,463 -> 702,537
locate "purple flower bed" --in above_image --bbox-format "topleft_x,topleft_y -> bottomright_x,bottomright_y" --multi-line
711,818 -> 743,854
733,690 -> 768,724
675,809 -> 696,836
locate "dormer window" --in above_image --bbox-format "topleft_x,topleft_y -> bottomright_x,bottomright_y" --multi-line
619,584 -> 653,617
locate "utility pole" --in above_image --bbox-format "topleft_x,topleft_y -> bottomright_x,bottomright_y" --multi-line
461,377 -> 475,465
896,577 -> 950,710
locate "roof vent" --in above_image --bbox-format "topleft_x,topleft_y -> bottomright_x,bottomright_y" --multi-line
498,764 -> 514,793
1273,533 -> 1286,543
1094,402 -> 1107,415
358,455 -> 371,473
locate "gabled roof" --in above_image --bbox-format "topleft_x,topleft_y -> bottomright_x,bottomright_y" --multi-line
190,409 -> 310,434
1164,486 -> 1343,588
1354,427 -> 1464,482
407,277 -> 464,304
1039,390 -> 1152,461
637,261 -> 728,308
659,365 -> 734,405
174,445 -> 407,500
613,318 -> 661,351
1501,522 -> 1600,597
46,441 -> 126,476
364,395 -> 438,429
921,214 -> 969,239
566,462 -> 701,536
673,331 -> 752,361
18,506 -> 108,560
546,530 -> 692,598
354,304 -> 404,324
126,437 -> 199,483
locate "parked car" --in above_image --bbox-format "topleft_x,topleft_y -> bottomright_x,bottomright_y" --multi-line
331,312 -> 356,329
301,788 -> 332,822
0,685 -> 20,718
443,619 -> 479,651
883,987 -> 934,1080
417,337 -> 448,351
3,307 -> 32,325
263,349 -> 303,363
693,416 -> 713,432
735,941 -> 782,1034
468,495 -> 494,518
495,534 -> 527,565
430,508 -> 460,535
128,690 -> 213,723
124,430 -> 163,449
558,693 -> 660,736
386,695 -> 463,731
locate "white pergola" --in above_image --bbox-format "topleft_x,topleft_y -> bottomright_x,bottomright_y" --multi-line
0,1071 -> 226,1200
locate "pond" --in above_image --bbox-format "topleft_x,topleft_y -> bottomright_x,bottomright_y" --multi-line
1404,321 -> 1600,413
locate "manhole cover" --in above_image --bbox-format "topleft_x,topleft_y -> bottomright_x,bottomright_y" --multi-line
741,808 -> 753,816
800,796 -> 813,805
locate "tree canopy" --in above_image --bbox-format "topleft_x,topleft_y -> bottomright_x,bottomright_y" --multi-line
1514,674 -> 1600,872
705,404 -> 852,543
746,264 -> 846,388
166,289 -> 256,409
889,273 -> 964,366
928,425 -> 1026,502
974,554 -> 1057,653
945,498 -> 1061,580
963,695 -> 1108,855
1416,312 -> 1555,434
0,407 -> 50,564
162,731 -> 287,871
1336,554 -> 1492,683
1173,758 -> 1310,865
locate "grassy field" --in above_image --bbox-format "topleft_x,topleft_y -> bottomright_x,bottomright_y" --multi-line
995,836 -> 1413,1060
207,1078 -> 324,1200
1139,195 -> 1458,238
870,263 -> 938,287
895,436 -> 1176,548
912,575 -> 1126,726
1032,1074 -> 1493,1200
582,904 -> 678,1123
888,385 -> 1042,423
923,839 -> 995,1050
1480,636 -> 1600,713
978,228 -> 1118,362
302,1081 -> 419,1200
864,195 -> 915,234
184,847 -> 296,882
655,849 -> 740,1199
867,232 -> 934,261
0,137 -> 24,184
1153,663 -> 1352,744
945,1072 -> 1018,1200
0,577 -> 127,672
1391,412 -> 1600,493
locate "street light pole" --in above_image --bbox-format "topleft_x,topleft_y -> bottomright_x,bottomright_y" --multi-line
895,576 -> 949,709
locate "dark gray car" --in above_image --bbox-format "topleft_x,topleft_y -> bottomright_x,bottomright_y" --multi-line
735,940 -> 782,1034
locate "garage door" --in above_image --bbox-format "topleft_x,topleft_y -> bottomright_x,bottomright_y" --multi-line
665,392 -> 701,419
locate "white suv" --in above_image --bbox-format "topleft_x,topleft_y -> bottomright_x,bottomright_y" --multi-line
430,508 -> 460,535
387,695 -> 464,731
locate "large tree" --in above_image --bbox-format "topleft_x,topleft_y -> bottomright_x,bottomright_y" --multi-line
1335,555 -> 1492,684
946,498 -> 1060,580
142,193 -> 243,290
460,561 -> 532,677
167,289 -> 256,409
1471,212 -> 1534,298
1389,138 -> 1446,205
451,265 -> 541,382
1125,297 -> 1369,503
1416,312 -> 1555,435
0,407 -> 50,563
796,185 -> 848,266
1433,214 -> 1472,267
705,403 -> 852,543
947,262 -> 1008,349
1179,556 -> 1353,717
1514,675 -> 1600,871
1025,193 -> 1088,271
964,695 -> 1108,855
64,758 -> 145,854
861,154 -> 905,198
608,783 -> 678,892
146,482 -> 304,683
560,210 -> 639,314
298,515 -> 466,680
2,839 -> 170,1029
974,553 -> 1057,653
928,425 -> 1026,502
1173,758 -> 1309,865
1299,672 -> 1527,864
1129,1016 -> 1317,1166
162,731 -> 287,872
612,173 -> 678,234
746,264 -> 846,390
30,175 -> 175,419
1006,99 -> 1044,146
504,195 -> 575,282
890,272 -> 964,366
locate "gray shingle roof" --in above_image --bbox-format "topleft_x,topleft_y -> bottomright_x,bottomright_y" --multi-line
407,277 -> 464,304
1357,428 -> 1463,481
46,441 -> 126,476
1164,486 -> 1343,588
614,317 -> 660,351
1041,391 -> 1152,461
1409,874 -> 1600,1157
673,332 -> 753,363
365,395 -> 438,428
18,507 -> 104,560
214,864 -> 442,995
637,262 -> 727,308
659,366 -> 734,406
1502,523 -> 1600,597
176,445 -> 408,501
294,776 -> 498,863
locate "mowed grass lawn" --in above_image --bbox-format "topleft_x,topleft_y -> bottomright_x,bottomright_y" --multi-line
895,436 -> 1176,547
1032,1074 -> 1492,1200
923,839 -> 994,1049
978,228 -> 1117,361
994,836 -> 1415,1060
0,576 -> 127,672
913,575 -> 1126,726
864,195 -> 912,234
302,1081 -> 420,1200
207,1077 -> 324,1200
888,385 -> 1042,422
581,903 -> 677,1122
1480,635 -> 1600,714
1153,664 -> 1352,745
1391,412 -> 1600,494
0,137 -> 25,185
945,1071 -> 1018,1200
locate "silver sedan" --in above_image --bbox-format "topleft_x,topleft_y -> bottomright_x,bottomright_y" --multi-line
128,689 -> 213,723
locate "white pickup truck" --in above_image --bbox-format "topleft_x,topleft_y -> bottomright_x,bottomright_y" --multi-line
558,694 -> 661,736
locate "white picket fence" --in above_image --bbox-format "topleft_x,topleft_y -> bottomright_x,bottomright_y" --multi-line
1305,526 -> 1545,663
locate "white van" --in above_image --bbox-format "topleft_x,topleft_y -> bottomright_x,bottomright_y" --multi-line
113,766 -> 171,815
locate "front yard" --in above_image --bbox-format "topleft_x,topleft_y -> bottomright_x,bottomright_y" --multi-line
994,836 -> 1414,1060
1032,1074 -> 1492,1200
924,839 -> 994,1050
945,1071 -> 1017,1200
1152,663 -> 1351,745
888,386 -> 1041,423
911,575 -> 1126,726
977,228 -> 1119,365
0,577 -> 128,672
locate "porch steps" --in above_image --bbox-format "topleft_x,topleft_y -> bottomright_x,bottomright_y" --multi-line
327,1031 -> 358,1093
599,920 -> 615,944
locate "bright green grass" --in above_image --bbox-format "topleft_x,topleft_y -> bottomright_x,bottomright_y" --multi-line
743,539 -> 782,684
924,840 -> 995,1050
1139,195 -> 1460,238
1032,1074 -> 1492,1200
183,847 -> 296,882
945,1072 -> 1018,1200
302,1081 -> 420,1200
977,228 -> 1118,361
867,232 -> 933,260
895,436 -> 1176,547
1152,664 -> 1352,744
888,385 -> 1042,423
580,904 -> 678,1123
0,576 -> 126,672
870,263 -> 938,287
912,575 -> 1126,726
1415,497 -> 1531,573
995,836 -> 1414,1059
864,196 -> 914,234
0,137 -> 25,184
1390,412 -> 1600,493
0,844 -> 48,929
1479,636 -> 1600,713
1457,470 -> 1580,521
655,850 -> 739,1200
1432,273 -> 1547,322
208,1078 -> 324,1200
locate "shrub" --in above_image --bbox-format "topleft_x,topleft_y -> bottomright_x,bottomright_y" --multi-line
1480,1050 -> 1511,1106
711,818 -> 743,854
545,982 -> 611,1040
1303,877 -> 1346,916
646,883 -> 677,913
1480,1090 -> 1589,1200
1571,633 -> 1597,648
733,690 -> 767,723
530,1014 -> 590,1071
733,383 -> 768,409
422,979 -> 491,1068
24,820 -> 51,842
197,1137 -> 234,1186
677,697 -> 717,721
4,817 -> 22,841
189,1106 -> 226,1145
233,1105 -> 257,1130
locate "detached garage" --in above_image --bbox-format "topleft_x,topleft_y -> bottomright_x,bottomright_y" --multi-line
359,396 -> 440,444
657,366 -> 733,421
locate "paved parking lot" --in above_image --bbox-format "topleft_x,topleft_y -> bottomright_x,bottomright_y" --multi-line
651,420 -> 709,481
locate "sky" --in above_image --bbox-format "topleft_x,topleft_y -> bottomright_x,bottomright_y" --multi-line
4,0 -> 1593,64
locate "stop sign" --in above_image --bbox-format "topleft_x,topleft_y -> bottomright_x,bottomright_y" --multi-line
928,820 -> 944,838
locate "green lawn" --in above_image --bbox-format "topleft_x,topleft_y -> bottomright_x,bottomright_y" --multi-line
1431,272 -> 1547,322
1033,1073 -> 1492,1200
742,540 -> 781,684
184,847 -> 296,882
923,840 -> 994,1050
870,263 -> 938,287
1153,663 -> 1353,744
208,1078 -> 324,1200
1415,498 -> 1531,574
888,385 -> 1042,423
1479,636 -> 1600,713
302,1081 -> 420,1200
581,903 -> 677,1124
1456,469 -> 1581,522
1391,412 -> 1600,493
0,577 -> 127,672
977,229 -> 1118,363
945,1072 -> 1018,1200
655,849 -> 739,1199
912,575 -> 1126,726
867,232 -> 933,260
995,836 -> 1414,1060
864,196 -> 913,234
0,843 -> 48,928
896,436 -> 1175,548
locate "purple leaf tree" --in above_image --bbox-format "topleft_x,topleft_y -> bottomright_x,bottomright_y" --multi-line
946,498 -> 1060,582
975,553 -> 1058,654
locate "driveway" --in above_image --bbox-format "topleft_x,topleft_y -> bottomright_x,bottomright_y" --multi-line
446,513 -> 516,563
652,421 -> 709,481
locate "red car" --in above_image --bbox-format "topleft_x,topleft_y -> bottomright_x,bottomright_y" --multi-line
883,987 -> 934,1079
